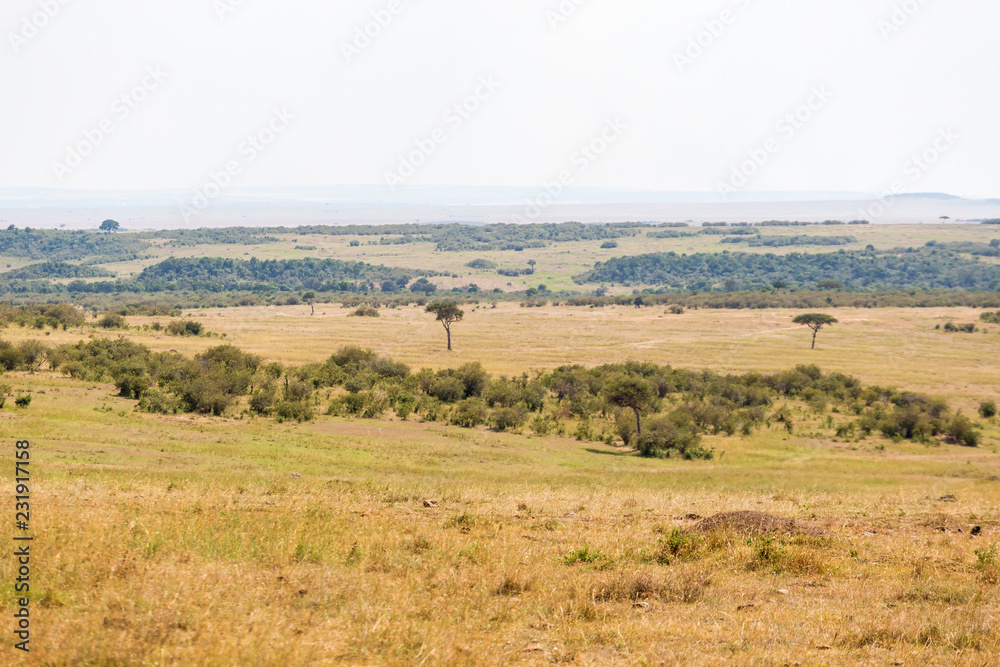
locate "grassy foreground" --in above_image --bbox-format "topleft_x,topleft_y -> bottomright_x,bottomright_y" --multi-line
1,305 -> 999,665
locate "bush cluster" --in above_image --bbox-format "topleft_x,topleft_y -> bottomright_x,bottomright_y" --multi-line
3,335 -> 987,455
165,320 -> 204,336
575,247 -> 1000,292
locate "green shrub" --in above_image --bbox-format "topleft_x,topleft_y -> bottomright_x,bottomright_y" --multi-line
283,379 -> 313,403
15,340 -> 48,372
975,543 -> 998,570
466,258 -> 497,269
350,306 -> 380,317
943,322 -> 977,333
0,340 -> 23,371
275,400 -> 315,422
166,320 -> 204,336
393,394 -> 415,420
15,395 -> 31,408
98,313 -> 127,329
110,359 -> 152,399
654,529 -> 702,564
979,401 -> 997,419
176,370 -> 239,416
945,413 -> 980,447
636,416 -> 712,459
249,383 -> 279,415
138,390 -> 181,414
528,416 -> 552,435
451,399 -> 488,428
490,407 -> 527,432
748,536 -> 786,572
614,410 -> 637,446
563,546 -> 613,569
333,392 -> 369,416
452,363 -> 490,397
427,376 -> 465,403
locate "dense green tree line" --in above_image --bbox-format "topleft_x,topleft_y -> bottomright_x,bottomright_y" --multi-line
137,222 -> 639,252
929,240 -> 1000,257
721,235 -> 857,247
61,257 -> 436,294
0,228 -> 150,262
1,262 -> 115,280
0,303 -> 86,328
140,228 -> 283,246
575,247 -> 1000,291
565,290 -> 1000,309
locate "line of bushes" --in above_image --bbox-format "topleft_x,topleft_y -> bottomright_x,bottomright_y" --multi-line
2,336 -> 987,455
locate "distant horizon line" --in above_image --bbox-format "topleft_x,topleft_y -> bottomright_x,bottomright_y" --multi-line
0,186 -> 996,207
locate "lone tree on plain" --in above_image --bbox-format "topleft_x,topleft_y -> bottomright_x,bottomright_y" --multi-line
793,313 -> 838,349
100,219 -> 120,233
302,291 -> 316,315
426,301 -> 464,351
604,374 -> 656,436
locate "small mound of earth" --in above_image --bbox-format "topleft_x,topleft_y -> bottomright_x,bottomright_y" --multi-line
693,511 -> 826,537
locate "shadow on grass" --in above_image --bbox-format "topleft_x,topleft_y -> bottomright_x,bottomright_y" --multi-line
584,448 -> 633,457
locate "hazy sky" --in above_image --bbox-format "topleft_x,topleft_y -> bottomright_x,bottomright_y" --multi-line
2,0 -> 998,198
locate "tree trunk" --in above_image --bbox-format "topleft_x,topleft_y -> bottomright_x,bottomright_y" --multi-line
310,303 -> 314,316
445,326 -> 452,351
633,407 -> 641,436
811,328 -> 817,349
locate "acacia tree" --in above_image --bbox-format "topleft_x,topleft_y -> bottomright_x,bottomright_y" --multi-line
100,219 -> 120,233
793,313 -> 838,349
17,340 -> 48,374
426,301 -> 464,351
604,374 -> 656,436
303,291 -> 316,315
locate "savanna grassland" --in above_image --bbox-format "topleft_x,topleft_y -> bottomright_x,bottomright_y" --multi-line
1,297 -> 999,666
5,221 -> 999,295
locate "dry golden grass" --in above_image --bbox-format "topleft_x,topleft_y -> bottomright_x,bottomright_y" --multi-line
1,302 -> 999,665
11,302 -> 988,407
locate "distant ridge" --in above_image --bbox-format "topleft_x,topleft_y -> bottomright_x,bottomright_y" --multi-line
2,188 -> 999,231
0,186 -> 945,209
895,193 -> 962,200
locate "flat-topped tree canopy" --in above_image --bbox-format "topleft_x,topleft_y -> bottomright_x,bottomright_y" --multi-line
426,301 -> 464,351
793,313 -> 839,349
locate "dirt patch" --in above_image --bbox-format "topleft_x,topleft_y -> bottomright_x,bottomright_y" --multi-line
920,513 -> 966,533
693,511 -> 827,538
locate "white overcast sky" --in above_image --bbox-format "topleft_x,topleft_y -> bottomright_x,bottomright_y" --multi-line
2,0 -> 998,198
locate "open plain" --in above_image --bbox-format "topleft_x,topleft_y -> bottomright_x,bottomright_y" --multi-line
2,300 -> 998,665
